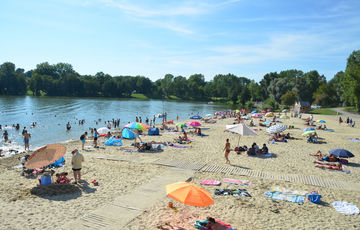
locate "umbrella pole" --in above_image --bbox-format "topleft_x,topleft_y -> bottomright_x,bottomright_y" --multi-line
237,135 -> 241,146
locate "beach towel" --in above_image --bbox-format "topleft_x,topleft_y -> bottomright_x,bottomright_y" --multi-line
169,145 -> 188,148
223,178 -> 251,186
332,201 -> 360,215
117,147 -> 137,152
201,128 -> 210,130
200,180 -> 221,186
271,186 -> 307,196
264,191 -> 305,204
263,153 -> 273,157
215,189 -> 251,197
324,129 -> 335,132
348,139 -> 360,142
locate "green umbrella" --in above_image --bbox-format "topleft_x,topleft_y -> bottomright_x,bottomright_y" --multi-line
280,115 -> 290,119
302,130 -> 316,136
176,123 -> 187,128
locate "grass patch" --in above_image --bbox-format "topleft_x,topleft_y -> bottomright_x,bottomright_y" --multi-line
168,95 -> 181,100
344,107 -> 360,114
131,93 -> 149,100
309,108 -> 339,115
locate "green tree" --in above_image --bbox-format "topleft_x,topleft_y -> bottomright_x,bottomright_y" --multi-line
281,91 -> 298,107
313,83 -> 339,107
343,50 -> 360,111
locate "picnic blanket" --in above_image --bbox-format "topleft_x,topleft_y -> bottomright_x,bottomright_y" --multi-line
200,180 -> 221,186
272,186 -> 307,196
348,139 -> 360,142
264,191 -> 305,204
223,178 -> 251,186
332,201 -> 360,215
215,189 -> 251,197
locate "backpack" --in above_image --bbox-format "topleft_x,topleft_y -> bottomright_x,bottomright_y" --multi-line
80,134 -> 85,140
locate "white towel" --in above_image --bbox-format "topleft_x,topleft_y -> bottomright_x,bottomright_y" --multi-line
332,201 -> 360,215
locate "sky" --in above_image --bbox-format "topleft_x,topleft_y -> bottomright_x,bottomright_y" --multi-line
1,0 -> 360,82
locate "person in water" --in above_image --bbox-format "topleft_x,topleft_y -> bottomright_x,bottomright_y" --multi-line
24,131 -> 31,151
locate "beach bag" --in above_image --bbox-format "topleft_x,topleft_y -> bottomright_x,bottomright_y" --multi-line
308,194 -> 322,204
194,220 -> 208,229
340,159 -> 348,164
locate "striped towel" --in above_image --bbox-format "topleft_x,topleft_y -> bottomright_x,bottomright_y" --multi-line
265,191 -> 305,204
223,178 -> 251,186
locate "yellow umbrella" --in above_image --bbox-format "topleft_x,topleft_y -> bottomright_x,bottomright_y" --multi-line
265,112 -> 274,117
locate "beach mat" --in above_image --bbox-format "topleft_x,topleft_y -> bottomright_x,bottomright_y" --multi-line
264,191 -> 305,204
332,201 -> 360,215
215,189 -> 251,197
223,178 -> 251,186
348,139 -> 360,142
324,129 -> 335,132
200,180 -> 221,186
169,145 -> 188,148
272,186 -> 307,196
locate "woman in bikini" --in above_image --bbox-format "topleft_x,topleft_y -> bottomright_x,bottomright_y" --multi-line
224,139 -> 231,164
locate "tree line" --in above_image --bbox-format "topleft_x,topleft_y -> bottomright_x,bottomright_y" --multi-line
0,50 -> 359,111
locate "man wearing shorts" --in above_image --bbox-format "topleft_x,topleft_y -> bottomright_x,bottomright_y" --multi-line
80,132 -> 87,150
71,149 -> 84,184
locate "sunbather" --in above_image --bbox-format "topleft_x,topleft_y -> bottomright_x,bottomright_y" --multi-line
205,217 -> 236,230
315,162 -> 342,170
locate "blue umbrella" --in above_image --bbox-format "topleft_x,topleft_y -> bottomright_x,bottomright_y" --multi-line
303,128 -> 315,132
263,120 -> 271,125
329,149 -> 354,158
251,110 -> 257,114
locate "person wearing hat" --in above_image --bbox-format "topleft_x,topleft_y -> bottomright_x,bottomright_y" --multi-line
71,149 -> 84,184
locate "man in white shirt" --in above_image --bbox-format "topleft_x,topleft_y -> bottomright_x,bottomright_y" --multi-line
71,149 -> 84,184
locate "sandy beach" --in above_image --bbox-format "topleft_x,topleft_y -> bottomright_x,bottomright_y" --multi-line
1,113 -> 360,229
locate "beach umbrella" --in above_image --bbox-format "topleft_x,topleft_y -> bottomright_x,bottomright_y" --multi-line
241,116 -> 250,120
188,121 -> 201,127
251,110 -> 257,114
303,128 -> 315,132
261,110 -> 266,113
265,112 -> 274,117
266,124 -> 287,134
251,113 -> 263,118
241,109 -> 246,112
97,127 -> 110,134
235,109 -> 240,113
329,149 -> 354,158
263,120 -> 271,125
282,109 -> 287,113
302,130 -> 316,136
267,109 -> 271,112
317,120 -> 326,123
25,144 -> 66,169
280,115 -> 290,119
226,123 -> 257,145
166,182 -> 214,207
176,123 -> 187,128
205,114 -> 213,117
125,122 -> 150,130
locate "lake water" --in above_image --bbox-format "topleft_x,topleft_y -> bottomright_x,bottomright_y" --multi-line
0,96 -> 228,156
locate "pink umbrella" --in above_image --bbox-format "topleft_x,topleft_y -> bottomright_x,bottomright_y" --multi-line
251,113 -> 263,118
261,110 -> 266,113
267,109 -> 271,112
188,121 -> 201,127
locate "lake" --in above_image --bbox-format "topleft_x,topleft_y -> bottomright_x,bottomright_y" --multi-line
0,96 -> 228,155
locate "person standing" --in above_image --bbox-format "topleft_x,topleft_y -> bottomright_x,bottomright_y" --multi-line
71,149 -> 84,184
3,130 -> 9,142
24,131 -> 31,150
224,139 -> 231,164
66,122 -> 71,131
93,128 -> 99,148
80,132 -> 87,150
339,117 -> 343,125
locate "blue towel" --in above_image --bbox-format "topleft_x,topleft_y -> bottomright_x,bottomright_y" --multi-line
264,191 -> 305,204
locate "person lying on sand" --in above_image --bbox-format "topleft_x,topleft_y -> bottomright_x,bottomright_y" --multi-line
315,162 -> 342,170
205,217 -> 236,230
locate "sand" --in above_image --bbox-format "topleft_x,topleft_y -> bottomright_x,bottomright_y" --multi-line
1,113 -> 360,229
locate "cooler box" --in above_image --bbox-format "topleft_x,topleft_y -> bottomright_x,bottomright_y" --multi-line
41,175 -> 52,185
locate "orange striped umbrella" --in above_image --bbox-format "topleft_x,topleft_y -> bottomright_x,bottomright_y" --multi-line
166,182 -> 214,207
25,143 -> 66,169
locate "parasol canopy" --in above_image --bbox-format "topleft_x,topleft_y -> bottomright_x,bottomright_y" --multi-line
267,124 -> 287,134
25,143 -> 66,169
302,130 -> 316,136
317,120 -> 326,123
125,122 -> 150,130
166,182 -> 214,207
265,112 -> 274,117
226,124 -> 257,145
188,121 -> 201,127
97,127 -> 110,134
329,149 -> 354,158
280,115 -> 290,119
176,123 -> 187,128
